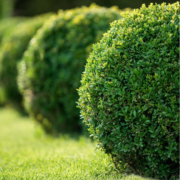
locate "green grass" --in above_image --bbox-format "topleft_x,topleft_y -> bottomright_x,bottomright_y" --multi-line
0,108 -> 156,180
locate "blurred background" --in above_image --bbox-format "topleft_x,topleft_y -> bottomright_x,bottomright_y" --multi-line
0,0 -> 177,18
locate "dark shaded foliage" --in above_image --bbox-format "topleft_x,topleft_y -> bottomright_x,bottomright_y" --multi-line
14,0 -> 176,16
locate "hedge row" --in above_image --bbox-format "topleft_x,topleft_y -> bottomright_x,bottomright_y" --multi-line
17,4 -> 123,133
0,13 -> 53,110
0,2 -> 178,179
0,17 -> 25,106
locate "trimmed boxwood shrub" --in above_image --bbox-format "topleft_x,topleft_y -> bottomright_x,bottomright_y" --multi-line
0,18 -> 25,106
0,14 -> 52,109
18,4 -> 123,133
78,2 -> 179,179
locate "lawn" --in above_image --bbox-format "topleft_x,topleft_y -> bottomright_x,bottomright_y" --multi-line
0,108 -> 155,180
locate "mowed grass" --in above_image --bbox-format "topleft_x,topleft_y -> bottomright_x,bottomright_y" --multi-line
0,108 -> 155,180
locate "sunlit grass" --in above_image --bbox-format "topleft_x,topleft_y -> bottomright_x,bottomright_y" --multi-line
0,108 -> 155,180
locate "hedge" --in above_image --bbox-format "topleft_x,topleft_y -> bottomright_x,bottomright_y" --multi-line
78,2 -> 179,179
18,4 -> 124,133
0,14 -> 53,109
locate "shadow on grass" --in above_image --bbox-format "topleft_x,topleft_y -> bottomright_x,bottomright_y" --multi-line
0,103 -> 28,116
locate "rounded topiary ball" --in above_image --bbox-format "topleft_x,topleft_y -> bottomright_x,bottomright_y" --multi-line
0,18 -> 26,106
0,14 -> 52,109
78,2 -> 179,179
18,4 -> 123,133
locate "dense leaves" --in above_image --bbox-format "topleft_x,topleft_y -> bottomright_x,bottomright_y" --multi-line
0,14 -> 52,109
0,17 -> 25,106
18,4 -> 122,133
78,2 -> 179,179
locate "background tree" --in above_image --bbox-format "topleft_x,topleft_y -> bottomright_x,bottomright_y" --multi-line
14,0 -> 177,16
0,0 -> 14,19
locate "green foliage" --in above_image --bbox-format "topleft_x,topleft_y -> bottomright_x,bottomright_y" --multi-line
18,4 -> 123,134
0,18 -> 24,106
0,0 -> 14,19
0,18 -> 25,106
0,14 -> 52,109
0,17 -> 25,43
78,2 -> 179,180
